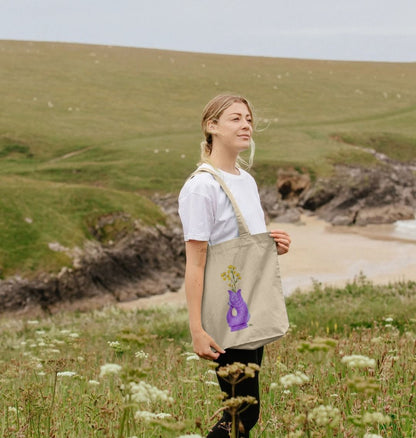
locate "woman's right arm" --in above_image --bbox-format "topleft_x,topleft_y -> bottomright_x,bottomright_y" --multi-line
185,240 -> 225,360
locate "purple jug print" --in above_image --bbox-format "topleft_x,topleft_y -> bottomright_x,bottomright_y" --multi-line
226,289 -> 250,331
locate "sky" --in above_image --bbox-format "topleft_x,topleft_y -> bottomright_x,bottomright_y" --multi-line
1,0 -> 416,62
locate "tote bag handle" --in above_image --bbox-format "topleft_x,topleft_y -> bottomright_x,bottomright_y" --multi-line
192,167 -> 250,238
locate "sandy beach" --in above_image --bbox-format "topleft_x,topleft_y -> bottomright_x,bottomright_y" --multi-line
119,215 -> 416,310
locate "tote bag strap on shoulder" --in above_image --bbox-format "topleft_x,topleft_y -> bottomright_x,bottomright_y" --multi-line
192,167 -> 250,238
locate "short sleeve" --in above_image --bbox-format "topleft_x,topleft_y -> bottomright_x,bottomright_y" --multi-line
178,191 -> 214,242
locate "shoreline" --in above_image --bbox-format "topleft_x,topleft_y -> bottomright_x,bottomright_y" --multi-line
119,215 -> 416,310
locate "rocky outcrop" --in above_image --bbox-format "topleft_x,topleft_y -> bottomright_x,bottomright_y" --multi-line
259,161 -> 415,226
299,164 -> 416,225
0,217 -> 185,315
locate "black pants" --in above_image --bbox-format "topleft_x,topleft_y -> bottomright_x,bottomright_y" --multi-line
207,347 -> 264,438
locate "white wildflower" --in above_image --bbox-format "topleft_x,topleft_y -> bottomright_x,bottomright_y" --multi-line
57,371 -> 77,377
108,341 -> 121,348
341,354 -> 376,369
88,380 -> 100,386
280,371 -> 309,388
48,101 -> 54,108
308,404 -> 340,427
8,406 -> 18,414
205,381 -> 219,386
135,350 -> 149,359
270,382 -> 278,390
127,381 -> 173,404
154,149 -> 159,153
384,317 -> 393,322
283,389 -> 291,394
186,354 -> 200,362
177,435 -> 203,438
99,363 -> 122,377
27,320 -> 39,325
134,410 -> 172,421
69,333 -> 79,338
25,217 -> 33,224
363,434 -> 383,438
362,411 -> 391,425
181,154 -> 186,159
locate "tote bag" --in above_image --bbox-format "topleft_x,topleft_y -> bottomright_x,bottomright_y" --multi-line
195,168 -> 289,350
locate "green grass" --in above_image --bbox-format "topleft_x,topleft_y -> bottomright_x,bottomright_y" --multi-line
1,40 -> 416,275
0,176 -> 164,277
1,277 -> 415,437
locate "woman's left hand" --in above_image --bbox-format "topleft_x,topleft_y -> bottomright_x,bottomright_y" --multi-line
269,229 -> 291,255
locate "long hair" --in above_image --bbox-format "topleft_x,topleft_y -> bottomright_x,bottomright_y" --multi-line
199,94 -> 256,169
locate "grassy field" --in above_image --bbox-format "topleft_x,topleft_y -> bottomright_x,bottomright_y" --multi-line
1,39 -> 416,276
1,276 -> 415,437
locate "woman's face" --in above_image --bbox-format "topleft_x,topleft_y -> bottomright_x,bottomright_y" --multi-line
211,102 -> 253,153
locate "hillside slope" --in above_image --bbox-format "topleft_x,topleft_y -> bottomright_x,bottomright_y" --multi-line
1,40 -> 415,277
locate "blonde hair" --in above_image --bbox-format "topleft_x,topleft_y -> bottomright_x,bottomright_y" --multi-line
199,94 -> 256,169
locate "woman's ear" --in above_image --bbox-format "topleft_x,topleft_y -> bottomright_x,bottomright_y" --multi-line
207,120 -> 217,134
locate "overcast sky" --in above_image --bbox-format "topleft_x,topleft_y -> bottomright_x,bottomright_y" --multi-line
1,0 -> 416,62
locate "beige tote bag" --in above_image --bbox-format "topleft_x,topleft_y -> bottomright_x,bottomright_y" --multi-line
195,168 -> 289,350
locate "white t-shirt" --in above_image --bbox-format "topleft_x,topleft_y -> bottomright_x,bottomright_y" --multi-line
178,163 -> 267,245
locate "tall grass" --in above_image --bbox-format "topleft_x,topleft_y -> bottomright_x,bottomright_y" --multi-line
1,276 -> 415,437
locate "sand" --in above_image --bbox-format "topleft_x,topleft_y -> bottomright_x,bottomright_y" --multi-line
118,215 -> 416,310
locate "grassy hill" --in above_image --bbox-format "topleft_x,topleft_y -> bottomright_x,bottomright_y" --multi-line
1,40 -> 416,277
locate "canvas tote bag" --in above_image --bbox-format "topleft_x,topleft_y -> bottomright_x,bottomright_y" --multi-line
194,167 -> 289,350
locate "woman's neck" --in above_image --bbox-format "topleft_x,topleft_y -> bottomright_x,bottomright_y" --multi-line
209,150 -> 239,175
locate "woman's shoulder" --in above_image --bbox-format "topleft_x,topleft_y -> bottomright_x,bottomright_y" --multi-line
179,165 -> 219,199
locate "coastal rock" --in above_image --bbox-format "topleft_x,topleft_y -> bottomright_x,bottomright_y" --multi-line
299,164 -> 416,225
0,219 -> 185,314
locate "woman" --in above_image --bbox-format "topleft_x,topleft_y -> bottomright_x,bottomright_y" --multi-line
178,94 -> 291,437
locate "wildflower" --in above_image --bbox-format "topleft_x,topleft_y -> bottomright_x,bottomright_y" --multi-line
57,371 -> 77,377
288,431 -> 303,438
108,341 -> 121,348
270,382 -> 278,390
135,350 -> 149,359
205,381 -> 219,386
279,371 -> 309,388
177,435 -> 203,438
88,380 -> 100,385
69,333 -> 79,338
8,407 -> 18,414
384,317 -> 394,322
347,376 -> 379,394
297,337 -> 337,353
134,410 -> 172,421
341,354 -> 376,369
363,434 -> 383,438
99,363 -> 122,377
127,381 -> 173,404
275,361 -> 288,372
186,354 -> 200,362
308,404 -> 340,427
362,411 -> 391,425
